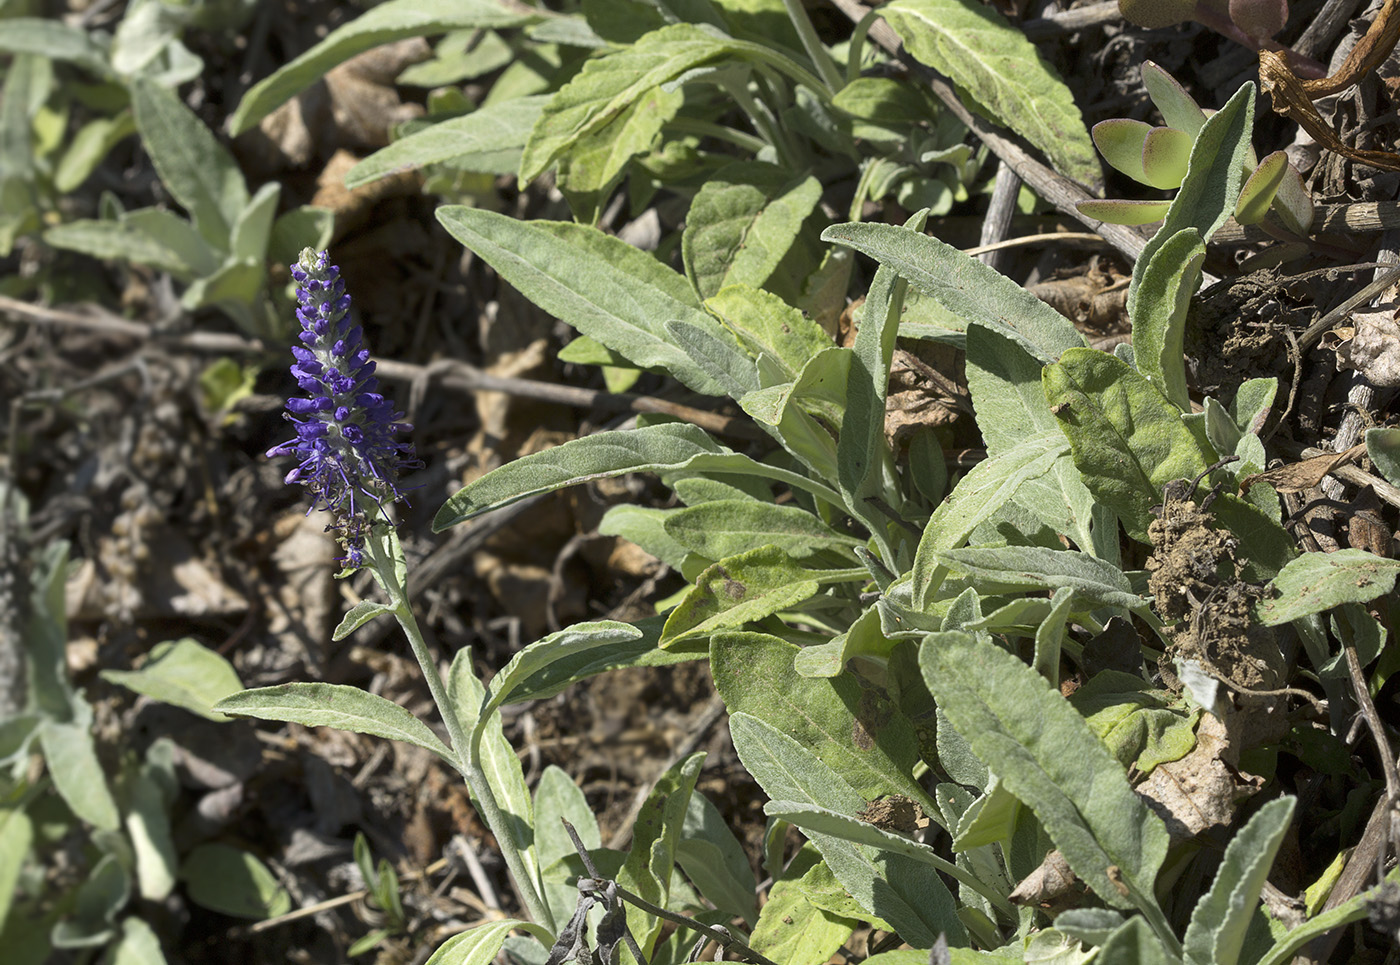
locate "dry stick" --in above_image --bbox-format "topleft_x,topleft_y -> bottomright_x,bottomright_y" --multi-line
828,0 -> 1157,270
978,160 -> 1021,273
0,294 -> 762,442
561,820 -> 781,965
1293,0 -> 1370,59
1020,0 -> 1121,39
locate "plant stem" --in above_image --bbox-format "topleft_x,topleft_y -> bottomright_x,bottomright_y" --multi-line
845,7 -> 879,87
779,0 -> 843,92
368,531 -> 556,933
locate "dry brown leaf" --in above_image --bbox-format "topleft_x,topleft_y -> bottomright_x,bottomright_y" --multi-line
1259,48 -> 1400,172
1337,308 -> 1400,386
1009,849 -> 1083,911
1135,713 -> 1262,844
1239,443 -> 1367,493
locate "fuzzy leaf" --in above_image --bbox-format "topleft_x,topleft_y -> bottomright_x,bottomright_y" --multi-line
662,548 -> 824,646
1183,796 -> 1295,965
664,500 -> 861,560
425,919 -> 553,965
1132,228 -> 1206,410
920,632 -> 1169,910
878,0 -> 1099,186
437,206 -> 730,395
213,683 -> 454,762
100,637 -> 243,721
1257,549 -> 1400,625
347,97 -> 546,187
728,712 -> 965,946
934,546 -> 1142,609
822,221 -> 1085,362
231,0 -> 531,134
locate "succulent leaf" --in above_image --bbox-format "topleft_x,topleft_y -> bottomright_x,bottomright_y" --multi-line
1140,126 -> 1193,189
1235,150 -> 1288,225
1271,158 -> 1314,234
1142,62 -> 1207,137
1075,198 -> 1172,226
1092,118 -> 1152,183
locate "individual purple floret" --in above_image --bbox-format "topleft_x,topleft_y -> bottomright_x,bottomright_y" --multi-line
267,249 -> 418,567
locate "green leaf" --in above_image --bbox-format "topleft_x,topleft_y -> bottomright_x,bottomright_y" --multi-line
618,753 -> 705,956
750,868 -> 857,965
448,649 -> 538,903
43,207 -> 220,278
839,213 -> 916,518
0,19 -> 112,75
0,808 -> 33,929
125,766 -> 178,900
1097,917 -> 1178,965
1254,869 -> 1399,965
107,918 -> 170,965
521,24 -> 742,183
1140,126 -> 1192,189
1141,61 -> 1206,136
727,712 -> 965,946
1183,797 -> 1295,965
663,500 -> 860,561
1093,119 -> 1152,184
1044,348 -> 1212,541
332,600 -> 398,639
51,853 -> 128,948
683,162 -> 823,300
677,792 -> 759,925
665,319 -> 760,400
55,111 -> 137,194
877,0 -> 1099,186
1256,549 -> 1400,625
1075,198 -> 1172,226
179,843 -> 291,919
920,632 -> 1169,911
1130,228 -> 1206,411
661,547 -> 825,647
534,765 -> 601,927
229,181 -> 280,263
496,616 -> 696,705
100,637 -> 243,720
477,621 -> 643,718
425,920 -> 553,965
711,632 -> 933,809
230,0 -> 532,134
436,206 -> 728,395
38,718 -> 120,831
212,683 -> 454,763
130,78 -> 248,250
1068,672 -> 1197,773
348,97 -> 548,187
704,284 -> 834,384
1127,82 -> 1254,339
934,546 -> 1142,609
1235,150 -> 1288,225
1366,427 -> 1400,486
434,422 -> 837,531
910,431 -> 1069,609
822,221 -> 1085,363
556,84 -> 684,212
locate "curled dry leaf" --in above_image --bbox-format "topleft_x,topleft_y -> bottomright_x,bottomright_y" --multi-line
1009,848 -> 1084,911
1135,712 -> 1263,844
1337,308 -> 1400,386
1239,443 -> 1367,493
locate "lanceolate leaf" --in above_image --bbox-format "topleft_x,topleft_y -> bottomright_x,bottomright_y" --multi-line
213,683 -> 454,763
346,96 -> 548,188
919,633 -> 1169,912
933,546 -> 1142,609
822,221 -> 1086,363
705,284 -> 835,383
728,712 -> 965,946
0,18 -> 112,76
477,621 -> 642,718
877,0 -> 1099,187
424,920 -> 553,965
433,422 -> 840,530
1183,797 -> 1295,965
131,78 -> 248,248
230,0 -> 532,134
911,431 -> 1068,609
1131,228 -> 1206,411
663,500 -> 862,560
39,718 -> 121,831
618,754 -> 705,956
437,206 -> 730,395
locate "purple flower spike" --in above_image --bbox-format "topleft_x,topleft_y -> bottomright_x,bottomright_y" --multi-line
267,249 -> 419,568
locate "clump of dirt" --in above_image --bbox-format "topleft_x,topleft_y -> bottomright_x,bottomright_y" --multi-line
1146,483 -> 1284,695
